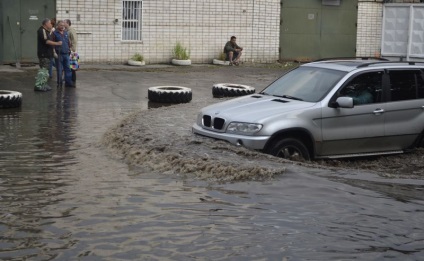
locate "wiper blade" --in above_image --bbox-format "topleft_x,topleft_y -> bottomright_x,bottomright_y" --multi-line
273,94 -> 303,101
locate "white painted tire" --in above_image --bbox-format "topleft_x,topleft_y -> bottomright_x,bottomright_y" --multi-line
0,90 -> 22,108
148,86 -> 192,103
171,59 -> 191,66
128,59 -> 145,66
213,59 -> 230,66
212,83 -> 255,98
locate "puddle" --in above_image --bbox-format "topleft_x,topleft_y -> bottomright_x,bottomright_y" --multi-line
0,69 -> 423,260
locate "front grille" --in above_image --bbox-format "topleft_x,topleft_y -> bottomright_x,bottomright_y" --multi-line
203,115 -> 212,127
202,115 -> 225,130
213,117 -> 225,130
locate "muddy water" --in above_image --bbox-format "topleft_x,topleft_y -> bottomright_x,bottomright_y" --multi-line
1,68 -> 423,260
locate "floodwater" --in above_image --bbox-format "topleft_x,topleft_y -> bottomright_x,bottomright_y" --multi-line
1,68 -> 424,260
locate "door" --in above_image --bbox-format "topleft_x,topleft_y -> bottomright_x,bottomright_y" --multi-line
320,1 -> 358,58
20,0 -> 56,62
1,0 -> 55,64
280,0 -> 358,61
280,1 -> 322,61
320,71 -> 386,156
1,0 -> 20,64
383,69 -> 424,149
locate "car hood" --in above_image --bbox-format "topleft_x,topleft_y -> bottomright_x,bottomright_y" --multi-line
201,94 -> 316,122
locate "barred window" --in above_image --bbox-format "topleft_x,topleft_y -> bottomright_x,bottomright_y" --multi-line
122,0 -> 142,41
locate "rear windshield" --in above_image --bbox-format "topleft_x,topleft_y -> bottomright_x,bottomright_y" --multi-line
261,66 -> 347,102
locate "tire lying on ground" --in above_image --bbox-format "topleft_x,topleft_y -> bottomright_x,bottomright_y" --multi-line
212,83 -> 255,98
0,90 -> 22,108
148,86 -> 192,103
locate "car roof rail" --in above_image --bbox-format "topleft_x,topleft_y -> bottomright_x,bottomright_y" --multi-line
314,57 -> 389,62
356,61 -> 424,68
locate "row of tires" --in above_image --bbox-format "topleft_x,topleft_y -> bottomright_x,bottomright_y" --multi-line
0,83 -> 254,109
148,83 -> 255,103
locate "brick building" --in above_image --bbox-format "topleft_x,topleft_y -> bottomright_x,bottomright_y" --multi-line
56,0 -> 281,64
1,0 -> 423,65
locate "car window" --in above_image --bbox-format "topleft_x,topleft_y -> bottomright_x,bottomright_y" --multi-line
388,70 -> 424,101
337,71 -> 383,105
261,67 -> 347,102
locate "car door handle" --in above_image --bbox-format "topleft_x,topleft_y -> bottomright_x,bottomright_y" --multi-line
373,108 -> 384,114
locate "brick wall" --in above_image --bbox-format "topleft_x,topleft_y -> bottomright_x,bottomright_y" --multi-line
356,1 -> 383,57
56,0 -> 280,64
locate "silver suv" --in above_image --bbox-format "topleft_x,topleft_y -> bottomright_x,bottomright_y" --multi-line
192,59 -> 424,160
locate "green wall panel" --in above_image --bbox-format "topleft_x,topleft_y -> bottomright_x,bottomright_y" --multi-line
1,0 -> 55,64
280,0 -> 358,61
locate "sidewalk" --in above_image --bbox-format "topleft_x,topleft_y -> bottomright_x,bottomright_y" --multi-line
0,61 -> 290,73
0,63 -> 175,73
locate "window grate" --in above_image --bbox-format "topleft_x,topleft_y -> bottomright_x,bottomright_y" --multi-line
122,0 -> 142,41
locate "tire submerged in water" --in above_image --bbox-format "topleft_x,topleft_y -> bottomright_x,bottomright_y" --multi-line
148,86 -> 192,103
0,90 -> 22,108
212,83 -> 255,98
268,137 -> 311,161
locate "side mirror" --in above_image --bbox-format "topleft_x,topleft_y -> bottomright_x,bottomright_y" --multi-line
335,97 -> 354,108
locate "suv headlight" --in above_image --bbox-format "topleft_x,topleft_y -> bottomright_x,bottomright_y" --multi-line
227,122 -> 262,135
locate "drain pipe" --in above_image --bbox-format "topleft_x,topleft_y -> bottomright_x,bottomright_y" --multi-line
7,16 -> 21,69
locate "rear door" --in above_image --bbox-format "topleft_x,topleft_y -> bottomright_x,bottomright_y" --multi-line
383,69 -> 424,149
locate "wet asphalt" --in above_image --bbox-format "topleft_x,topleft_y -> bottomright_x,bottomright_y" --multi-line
1,63 -> 424,260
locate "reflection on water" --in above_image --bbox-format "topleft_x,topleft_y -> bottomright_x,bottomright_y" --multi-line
0,71 -> 423,260
0,86 -> 77,260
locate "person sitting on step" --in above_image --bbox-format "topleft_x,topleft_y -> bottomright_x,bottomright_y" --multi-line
224,36 -> 243,66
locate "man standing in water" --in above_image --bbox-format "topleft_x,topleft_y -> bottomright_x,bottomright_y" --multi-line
52,20 -> 74,87
36,18 -> 62,91
65,19 -> 78,84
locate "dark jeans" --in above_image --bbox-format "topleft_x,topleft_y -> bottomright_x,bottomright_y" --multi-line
55,53 -> 72,85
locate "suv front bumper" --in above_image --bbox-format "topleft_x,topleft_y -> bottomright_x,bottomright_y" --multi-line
192,123 -> 270,150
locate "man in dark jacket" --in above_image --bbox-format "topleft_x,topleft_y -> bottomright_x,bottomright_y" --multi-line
36,18 -> 62,91
224,36 -> 243,66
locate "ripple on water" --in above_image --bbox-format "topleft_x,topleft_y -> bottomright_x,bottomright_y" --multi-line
1,70 -> 423,260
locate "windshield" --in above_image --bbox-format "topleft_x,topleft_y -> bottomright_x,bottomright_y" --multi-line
261,66 -> 347,102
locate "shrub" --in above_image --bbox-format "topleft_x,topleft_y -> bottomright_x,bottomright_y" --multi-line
173,42 -> 190,60
131,53 -> 144,62
218,52 -> 226,61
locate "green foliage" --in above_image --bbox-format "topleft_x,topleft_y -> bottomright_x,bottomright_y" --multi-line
173,42 -> 190,60
218,52 -> 226,61
35,68 -> 49,88
131,53 -> 144,62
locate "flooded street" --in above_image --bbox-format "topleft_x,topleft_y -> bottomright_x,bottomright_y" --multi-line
1,66 -> 424,260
